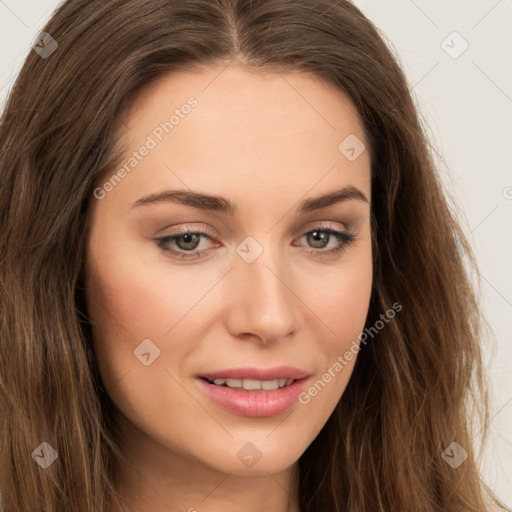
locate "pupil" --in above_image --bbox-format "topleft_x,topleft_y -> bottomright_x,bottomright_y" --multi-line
309,231 -> 328,248
178,233 -> 199,250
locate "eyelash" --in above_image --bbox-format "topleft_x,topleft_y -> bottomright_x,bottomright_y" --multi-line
154,223 -> 356,261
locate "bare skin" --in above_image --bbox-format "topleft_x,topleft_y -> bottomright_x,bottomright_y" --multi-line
84,62 -> 373,512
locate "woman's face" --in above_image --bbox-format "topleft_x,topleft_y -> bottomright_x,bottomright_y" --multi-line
85,64 -> 372,478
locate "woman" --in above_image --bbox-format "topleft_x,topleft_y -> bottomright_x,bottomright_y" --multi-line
0,1 -> 506,511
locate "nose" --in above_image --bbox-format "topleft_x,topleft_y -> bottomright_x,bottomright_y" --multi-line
224,240 -> 301,345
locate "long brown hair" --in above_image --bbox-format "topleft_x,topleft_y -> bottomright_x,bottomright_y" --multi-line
0,1 -> 506,511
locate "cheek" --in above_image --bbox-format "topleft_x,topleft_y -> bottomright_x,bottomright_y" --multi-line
83,224 -> 173,393
295,247 -> 372,417
318,267 -> 372,335
307,243 -> 373,348
84,207 -> 202,344
84,252 -> 199,447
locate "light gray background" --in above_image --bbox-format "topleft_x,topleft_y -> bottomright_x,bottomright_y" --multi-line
1,0 -> 510,506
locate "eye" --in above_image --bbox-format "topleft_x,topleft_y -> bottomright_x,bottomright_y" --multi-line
154,223 -> 356,261
293,225 -> 356,258
155,225 -> 218,261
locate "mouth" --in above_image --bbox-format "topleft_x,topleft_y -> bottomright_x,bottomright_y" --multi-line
196,366 -> 310,417
200,376 -> 296,391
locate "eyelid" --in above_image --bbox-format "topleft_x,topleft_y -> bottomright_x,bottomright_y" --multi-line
154,221 -> 357,260
301,220 -> 350,233
156,220 -> 349,240
155,223 -> 218,238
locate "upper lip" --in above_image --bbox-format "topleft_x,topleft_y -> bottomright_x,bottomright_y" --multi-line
199,366 -> 310,381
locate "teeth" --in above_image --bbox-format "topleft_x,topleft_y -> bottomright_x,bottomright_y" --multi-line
261,380 -> 279,390
226,378 -> 243,388
243,378 -> 263,390
209,377 -> 295,390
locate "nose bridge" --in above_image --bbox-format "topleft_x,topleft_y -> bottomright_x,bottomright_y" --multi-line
226,234 -> 299,342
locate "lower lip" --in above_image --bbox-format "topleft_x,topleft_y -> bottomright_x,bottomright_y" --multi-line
197,377 -> 308,417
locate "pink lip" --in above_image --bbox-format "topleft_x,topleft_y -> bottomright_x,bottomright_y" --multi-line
198,365 -> 310,381
197,376 -> 309,417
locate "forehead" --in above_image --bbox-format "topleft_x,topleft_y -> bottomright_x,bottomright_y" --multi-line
123,63 -> 367,144
102,64 -> 371,212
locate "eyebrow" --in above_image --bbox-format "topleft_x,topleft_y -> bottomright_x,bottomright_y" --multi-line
131,185 -> 368,214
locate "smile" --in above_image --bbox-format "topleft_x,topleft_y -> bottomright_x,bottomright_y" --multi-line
204,377 -> 295,391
